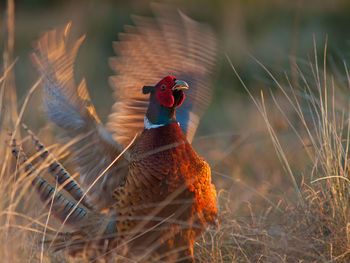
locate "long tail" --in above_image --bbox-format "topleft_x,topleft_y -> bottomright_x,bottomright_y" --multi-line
10,133 -> 90,225
22,124 -> 93,210
10,129 -> 118,258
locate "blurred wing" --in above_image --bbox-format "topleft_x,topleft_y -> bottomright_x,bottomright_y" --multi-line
31,24 -> 128,210
107,5 -> 217,145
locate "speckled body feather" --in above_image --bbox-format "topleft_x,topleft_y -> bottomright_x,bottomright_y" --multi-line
114,122 -> 217,261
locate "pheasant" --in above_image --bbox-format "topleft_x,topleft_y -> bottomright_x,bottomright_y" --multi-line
12,5 -> 217,262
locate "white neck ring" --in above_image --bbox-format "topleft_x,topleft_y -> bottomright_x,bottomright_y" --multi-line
144,116 -> 166,129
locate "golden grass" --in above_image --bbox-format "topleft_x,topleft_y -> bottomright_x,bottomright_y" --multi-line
194,43 -> 349,262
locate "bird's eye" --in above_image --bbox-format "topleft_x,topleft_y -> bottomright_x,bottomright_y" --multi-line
160,84 -> 166,91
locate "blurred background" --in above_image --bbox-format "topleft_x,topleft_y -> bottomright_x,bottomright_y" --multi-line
1,0 -> 349,117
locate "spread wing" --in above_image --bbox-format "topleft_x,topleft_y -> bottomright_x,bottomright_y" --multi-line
107,4 -> 218,145
31,24 -> 129,211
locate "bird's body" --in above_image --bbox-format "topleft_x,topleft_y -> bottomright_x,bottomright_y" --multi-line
114,122 -> 217,260
11,5 -> 218,262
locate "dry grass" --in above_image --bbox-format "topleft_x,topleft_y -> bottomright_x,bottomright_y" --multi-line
194,43 -> 350,262
1,2 -> 349,263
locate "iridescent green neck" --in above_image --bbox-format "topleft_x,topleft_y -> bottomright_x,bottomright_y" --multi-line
145,103 -> 176,125
145,88 -> 178,125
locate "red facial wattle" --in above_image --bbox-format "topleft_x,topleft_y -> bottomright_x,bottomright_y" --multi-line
157,88 -> 175,107
155,75 -> 187,108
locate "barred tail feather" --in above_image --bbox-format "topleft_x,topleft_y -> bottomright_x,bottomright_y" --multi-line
11,137 -> 89,225
11,137 -> 118,258
22,124 -> 93,209
35,177 -> 89,225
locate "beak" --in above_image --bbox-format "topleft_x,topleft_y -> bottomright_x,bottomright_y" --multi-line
172,80 -> 189,91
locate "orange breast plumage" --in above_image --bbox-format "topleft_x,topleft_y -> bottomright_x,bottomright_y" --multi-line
113,122 -> 217,261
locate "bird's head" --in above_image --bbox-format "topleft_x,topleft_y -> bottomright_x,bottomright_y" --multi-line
143,75 -> 189,125
143,75 -> 188,108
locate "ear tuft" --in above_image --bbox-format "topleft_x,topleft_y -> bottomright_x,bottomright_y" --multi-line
142,86 -> 154,94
